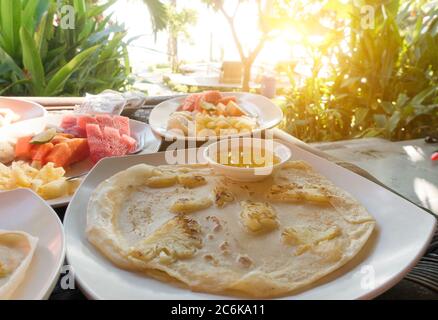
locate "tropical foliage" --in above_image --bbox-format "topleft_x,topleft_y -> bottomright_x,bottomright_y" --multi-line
279,0 -> 438,142
0,0 -> 131,96
204,0 -> 292,92
166,1 -> 197,73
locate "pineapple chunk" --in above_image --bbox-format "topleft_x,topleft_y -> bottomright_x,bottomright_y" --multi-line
0,262 -> 9,277
35,162 -> 65,184
170,197 -> 213,214
38,179 -> 69,200
268,183 -> 331,204
10,165 -> 32,188
282,225 -> 341,255
240,200 -> 278,233
177,173 -> 207,188
145,173 -> 177,188
129,216 -> 202,264
214,185 -> 235,208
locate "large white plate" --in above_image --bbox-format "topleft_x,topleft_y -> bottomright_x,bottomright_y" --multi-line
149,92 -> 283,142
0,188 -> 65,300
0,98 -> 47,140
64,134 -> 436,299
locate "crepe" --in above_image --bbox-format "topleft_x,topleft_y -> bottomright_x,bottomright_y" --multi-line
87,161 -> 375,298
0,230 -> 38,299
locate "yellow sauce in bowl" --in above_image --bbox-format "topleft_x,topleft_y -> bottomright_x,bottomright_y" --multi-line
217,148 -> 281,168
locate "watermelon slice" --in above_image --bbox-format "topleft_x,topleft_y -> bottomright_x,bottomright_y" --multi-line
60,114 -> 132,139
96,115 -> 114,130
60,115 -> 77,129
113,115 -> 131,136
77,115 -> 97,130
86,124 -> 137,163
180,93 -> 201,112
121,134 -> 137,153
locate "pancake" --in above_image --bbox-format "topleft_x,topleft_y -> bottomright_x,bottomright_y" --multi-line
0,230 -> 38,299
86,161 -> 375,297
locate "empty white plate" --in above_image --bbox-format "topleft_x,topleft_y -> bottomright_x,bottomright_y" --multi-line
0,97 -> 47,128
149,92 -> 283,142
0,189 -> 65,299
0,98 -> 47,138
64,133 -> 436,299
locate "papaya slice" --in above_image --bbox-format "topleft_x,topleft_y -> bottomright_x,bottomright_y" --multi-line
45,143 -> 73,168
52,133 -> 75,145
15,136 -> 34,160
32,143 -> 54,162
65,138 -> 89,165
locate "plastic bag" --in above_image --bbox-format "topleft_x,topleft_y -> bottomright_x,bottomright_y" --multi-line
75,90 -> 147,115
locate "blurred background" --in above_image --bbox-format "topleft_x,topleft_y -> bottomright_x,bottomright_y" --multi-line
1,0 -> 438,142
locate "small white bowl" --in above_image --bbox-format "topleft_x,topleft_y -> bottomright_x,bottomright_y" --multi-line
204,137 -> 292,182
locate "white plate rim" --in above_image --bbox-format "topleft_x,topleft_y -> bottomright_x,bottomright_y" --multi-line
63,139 -> 437,300
0,97 -> 47,124
0,188 -> 66,300
149,92 -> 283,142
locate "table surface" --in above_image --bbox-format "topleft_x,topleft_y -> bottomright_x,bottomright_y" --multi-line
19,97 -> 436,300
312,137 -> 438,216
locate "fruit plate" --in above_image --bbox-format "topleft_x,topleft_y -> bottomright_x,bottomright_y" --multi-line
149,92 -> 283,142
45,113 -> 162,208
64,133 -> 436,299
0,188 -> 65,300
1,113 -> 162,208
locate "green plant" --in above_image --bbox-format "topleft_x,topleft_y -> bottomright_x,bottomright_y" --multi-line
0,0 -> 132,96
166,1 -> 197,73
203,0 -> 293,92
280,0 -> 438,142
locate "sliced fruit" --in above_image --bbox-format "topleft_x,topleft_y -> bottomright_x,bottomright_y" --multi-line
15,136 -> 33,160
225,101 -> 246,116
202,90 -> 222,104
216,103 -> 227,116
65,138 -> 89,164
86,124 -> 136,163
200,100 -> 217,111
60,115 -> 77,129
44,143 -> 73,168
30,128 -> 57,145
181,93 -> 202,112
96,114 -> 114,130
77,115 -> 97,130
121,134 -> 137,153
219,96 -> 237,105
63,126 -> 87,138
51,133 -> 75,145
32,143 -> 54,162
113,116 -> 131,136
38,179 -> 69,200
